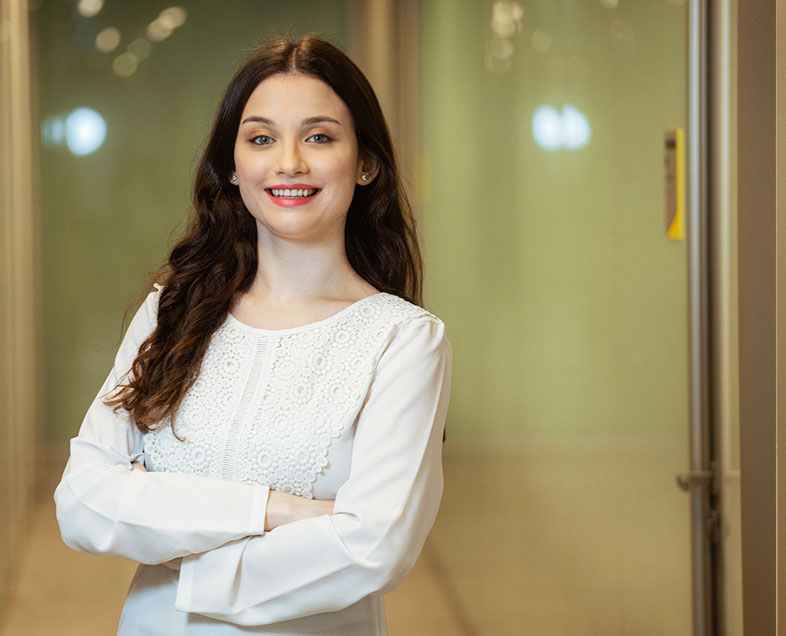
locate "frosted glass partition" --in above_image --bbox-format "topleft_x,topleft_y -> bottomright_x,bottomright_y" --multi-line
419,1 -> 692,633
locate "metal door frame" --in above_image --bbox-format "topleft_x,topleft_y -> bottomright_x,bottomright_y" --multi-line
686,1 -> 717,635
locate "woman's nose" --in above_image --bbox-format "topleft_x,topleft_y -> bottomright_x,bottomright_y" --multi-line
275,140 -> 308,176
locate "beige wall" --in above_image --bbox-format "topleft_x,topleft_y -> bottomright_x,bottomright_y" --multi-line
0,0 -> 41,621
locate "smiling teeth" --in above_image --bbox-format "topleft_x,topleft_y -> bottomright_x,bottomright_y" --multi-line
270,188 -> 317,198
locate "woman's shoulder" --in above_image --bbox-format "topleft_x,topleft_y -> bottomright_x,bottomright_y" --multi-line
123,285 -> 163,342
136,285 -> 162,327
364,292 -> 444,327
361,293 -> 448,354
347,293 -> 445,349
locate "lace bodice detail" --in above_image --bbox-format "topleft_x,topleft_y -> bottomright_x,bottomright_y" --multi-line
143,293 -> 429,498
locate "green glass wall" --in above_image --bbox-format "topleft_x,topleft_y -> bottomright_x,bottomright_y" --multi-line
420,1 -> 692,633
421,0 -> 689,442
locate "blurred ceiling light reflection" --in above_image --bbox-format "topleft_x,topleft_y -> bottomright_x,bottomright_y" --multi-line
561,106 -> 591,149
489,37 -> 514,61
532,106 -> 562,151
531,28 -> 552,52
532,105 -> 591,151
77,0 -> 103,18
42,108 -> 107,156
600,0 -> 619,8
147,6 -> 187,42
486,0 -> 523,73
491,0 -> 523,37
146,20 -> 171,42
95,27 -> 120,53
66,108 -> 107,155
113,52 -> 138,78
159,6 -> 187,29
128,38 -> 152,62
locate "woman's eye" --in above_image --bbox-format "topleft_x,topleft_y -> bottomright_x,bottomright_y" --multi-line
307,133 -> 331,143
250,135 -> 273,145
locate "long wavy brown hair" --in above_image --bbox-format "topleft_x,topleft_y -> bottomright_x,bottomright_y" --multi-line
105,36 -> 423,434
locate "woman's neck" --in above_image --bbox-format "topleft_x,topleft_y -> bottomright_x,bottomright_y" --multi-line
247,235 -> 374,304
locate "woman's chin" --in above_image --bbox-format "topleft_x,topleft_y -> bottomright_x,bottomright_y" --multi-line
254,218 -> 345,245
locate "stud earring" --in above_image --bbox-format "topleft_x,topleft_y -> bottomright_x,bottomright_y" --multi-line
360,174 -> 368,182
231,172 -> 238,182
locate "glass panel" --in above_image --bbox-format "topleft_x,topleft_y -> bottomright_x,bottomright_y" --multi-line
420,1 -> 692,633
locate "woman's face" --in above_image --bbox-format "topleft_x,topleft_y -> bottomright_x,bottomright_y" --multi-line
233,73 -> 367,245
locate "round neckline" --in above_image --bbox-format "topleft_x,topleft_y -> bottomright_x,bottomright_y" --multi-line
226,292 -> 387,335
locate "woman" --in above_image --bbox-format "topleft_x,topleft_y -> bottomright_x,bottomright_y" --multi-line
54,36 -> 451,635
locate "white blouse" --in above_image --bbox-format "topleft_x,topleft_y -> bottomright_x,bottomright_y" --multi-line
54,290 -> 452,636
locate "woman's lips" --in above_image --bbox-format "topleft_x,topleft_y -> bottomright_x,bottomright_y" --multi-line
265,186 -> 321,207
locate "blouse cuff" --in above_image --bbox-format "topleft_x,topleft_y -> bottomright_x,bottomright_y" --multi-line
176,553 -> 196,610
249,484 -> 270,535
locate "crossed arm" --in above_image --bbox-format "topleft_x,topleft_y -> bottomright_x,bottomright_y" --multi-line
130,461 -> 335,571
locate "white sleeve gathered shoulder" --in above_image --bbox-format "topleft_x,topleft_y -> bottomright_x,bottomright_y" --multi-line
174,313 -> 452,626
53,290 -> 270,565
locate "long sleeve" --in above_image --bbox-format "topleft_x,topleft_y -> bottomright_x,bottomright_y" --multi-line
54,291 -> 270,565
174,315 -> 452,626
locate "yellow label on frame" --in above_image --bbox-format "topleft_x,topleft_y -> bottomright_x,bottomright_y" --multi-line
664,129 -> 685,240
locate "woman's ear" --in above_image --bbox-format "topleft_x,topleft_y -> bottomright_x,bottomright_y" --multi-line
356,154 -> 380,185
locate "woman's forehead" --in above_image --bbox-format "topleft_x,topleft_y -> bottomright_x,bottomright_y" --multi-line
240,74 -> 352,125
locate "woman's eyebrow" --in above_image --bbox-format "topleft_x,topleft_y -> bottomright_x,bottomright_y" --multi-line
240,116 -> 274,126
239,115 -> 343,127
302,116 -> 342,127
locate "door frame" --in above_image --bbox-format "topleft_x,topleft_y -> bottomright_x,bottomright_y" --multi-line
737,0 -> 786,634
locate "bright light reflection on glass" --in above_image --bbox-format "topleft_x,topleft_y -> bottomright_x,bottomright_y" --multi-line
531,28 -> 552,52
147,6 -> 187,42
532,106 -> 562,151
65,108 -> 106,156
41,116 -> 65,146
561,105 -> 591,149
95,26 -> 120,53
77,0 -> 103,18
532,105 -> 591,151
128,38 -> 152,61
113,52 -> 138,78
146,20 -> 172,42
159,6 -> 187,29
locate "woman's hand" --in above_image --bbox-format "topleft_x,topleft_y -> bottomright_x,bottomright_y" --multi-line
264,491 -> 334,531
131,462 -> 330,544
